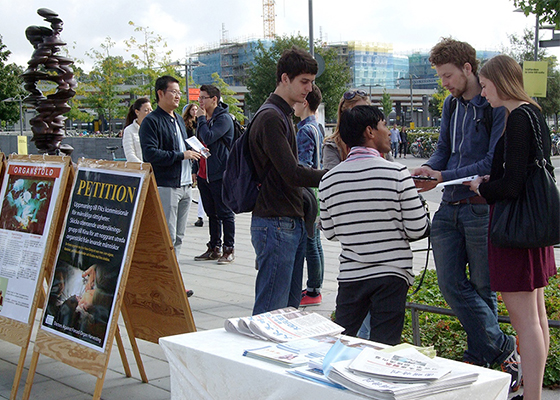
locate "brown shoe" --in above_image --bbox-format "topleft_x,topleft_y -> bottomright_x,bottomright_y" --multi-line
194,245 -> 221,261
217,246 -> 234,265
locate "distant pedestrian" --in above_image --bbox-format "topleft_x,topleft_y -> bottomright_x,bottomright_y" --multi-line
390,123 -> 400,157
399,125 -> 408,158
123,97 -> 152,162
194,85 -> 236,264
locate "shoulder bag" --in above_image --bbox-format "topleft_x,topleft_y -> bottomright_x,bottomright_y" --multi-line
489,105 -> 560,248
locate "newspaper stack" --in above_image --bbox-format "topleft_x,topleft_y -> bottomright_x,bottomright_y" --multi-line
326,347 -> 479,400
224,307 -> 344,342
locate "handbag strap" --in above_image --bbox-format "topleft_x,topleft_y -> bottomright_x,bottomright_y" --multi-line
518,104 -> 546,166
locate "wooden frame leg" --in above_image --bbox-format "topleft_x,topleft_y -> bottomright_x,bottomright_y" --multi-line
9,346 -> 29,400
121,304 -> 148,383
21,350 -> 40,400
115,325 -> 132,378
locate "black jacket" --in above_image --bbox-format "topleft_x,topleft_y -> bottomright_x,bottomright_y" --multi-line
196,102 -> 234,182
139,106 -> 190,188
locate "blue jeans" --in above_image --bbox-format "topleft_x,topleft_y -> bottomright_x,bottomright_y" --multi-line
305,225 -> 324,292
391,141 -> 399,157
431,202 -> 513,365
251,216 -> 306,315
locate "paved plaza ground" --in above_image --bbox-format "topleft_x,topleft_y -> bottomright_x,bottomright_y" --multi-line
0,156 -> 558,399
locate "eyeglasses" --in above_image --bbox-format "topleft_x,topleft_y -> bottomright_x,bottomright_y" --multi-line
165,89 -> 183,97
198,96 -> 212,101
343,90 -> 368,100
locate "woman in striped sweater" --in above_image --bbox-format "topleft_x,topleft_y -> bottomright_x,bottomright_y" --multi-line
319,105 -> 429,345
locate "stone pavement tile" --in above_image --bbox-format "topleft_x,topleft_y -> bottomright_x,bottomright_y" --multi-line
22,378 -> 90,400
99,378 -> 170,400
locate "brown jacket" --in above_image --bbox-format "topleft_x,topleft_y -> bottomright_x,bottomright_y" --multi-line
249,94 -> 325,218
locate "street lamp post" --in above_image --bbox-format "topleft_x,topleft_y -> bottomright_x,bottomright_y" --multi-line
170,59 -> 205,103
2,96 -> 24,135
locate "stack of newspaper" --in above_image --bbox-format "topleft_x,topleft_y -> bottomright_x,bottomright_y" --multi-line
326,347 -> 479,400
224,307 -> 344,342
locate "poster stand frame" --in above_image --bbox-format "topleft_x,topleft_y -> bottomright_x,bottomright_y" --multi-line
21,159 -> 196,400
0,154 -> 73,400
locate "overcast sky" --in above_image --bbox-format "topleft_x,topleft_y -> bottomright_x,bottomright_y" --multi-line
1,0 -> 559,72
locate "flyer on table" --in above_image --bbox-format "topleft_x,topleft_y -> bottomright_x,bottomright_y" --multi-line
0,161 -> 65,323
41,167 -> 144,352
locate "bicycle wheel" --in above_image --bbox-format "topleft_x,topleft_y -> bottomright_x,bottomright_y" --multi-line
410,143 -> 421,158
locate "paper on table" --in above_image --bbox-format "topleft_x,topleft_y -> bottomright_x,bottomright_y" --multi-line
186,136 -> 210,158
436,175 -> 479,188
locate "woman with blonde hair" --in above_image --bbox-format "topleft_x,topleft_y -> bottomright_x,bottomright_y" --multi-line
467,54 -> 557,400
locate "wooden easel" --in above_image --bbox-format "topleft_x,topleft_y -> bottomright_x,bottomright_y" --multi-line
0,155 -> 73,400
22,159 -> 196,400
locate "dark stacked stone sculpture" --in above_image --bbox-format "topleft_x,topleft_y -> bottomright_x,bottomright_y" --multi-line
22,8 -> 76,154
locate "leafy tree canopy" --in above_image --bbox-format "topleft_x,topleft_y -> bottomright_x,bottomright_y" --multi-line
211,72 -> 244,123
245,35 -> 351,121
512,0 -> 560,27
381,89 -> 393,118
0,35 -> 25,128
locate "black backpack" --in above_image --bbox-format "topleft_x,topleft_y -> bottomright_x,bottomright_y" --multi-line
222,103 -> 290,214
230,114 -> 245,143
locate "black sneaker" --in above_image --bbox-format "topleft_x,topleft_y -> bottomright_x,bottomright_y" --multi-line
501,346 -> 522,392
194,217 -> 203,227
186,289 -> 194,298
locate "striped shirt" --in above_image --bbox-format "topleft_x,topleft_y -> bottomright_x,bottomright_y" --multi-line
319,146 -> 429,284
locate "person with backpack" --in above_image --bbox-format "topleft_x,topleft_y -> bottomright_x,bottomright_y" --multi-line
194,84 -> 236,265
412,38 -> 521,392
249,46 -> 326,315
294,84 -> 325,306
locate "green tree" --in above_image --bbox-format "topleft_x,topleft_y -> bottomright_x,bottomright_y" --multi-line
512,0 -> 560,26
124,21 -> 175,100
428,81 -> 451,122
211,72 -> 244,123
84,37 -> 134,132
0,35 -> 25,129
245,35 -> 308,114
381,89 -> 393,118
245,35 -> 351,120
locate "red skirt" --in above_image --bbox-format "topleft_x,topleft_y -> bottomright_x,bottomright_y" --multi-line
488,205 -> 558,292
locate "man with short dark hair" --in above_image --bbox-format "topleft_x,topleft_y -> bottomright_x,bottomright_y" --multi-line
320,105 -> 429,345
249,46 -> 326,315
139,76 -> 201,266
294,84 -> 324,306
194,84 -> 236,264
412,38 -> 520,391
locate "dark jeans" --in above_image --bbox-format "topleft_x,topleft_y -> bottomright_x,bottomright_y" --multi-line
399,142 -> 407,157
197,177 -> 235,248
305,225 -> 324,292
335,276 -> 409,345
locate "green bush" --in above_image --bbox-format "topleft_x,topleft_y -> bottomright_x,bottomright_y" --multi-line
403,269 -> 560,388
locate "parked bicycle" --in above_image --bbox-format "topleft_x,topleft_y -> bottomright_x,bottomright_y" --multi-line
410,136 -> 438,158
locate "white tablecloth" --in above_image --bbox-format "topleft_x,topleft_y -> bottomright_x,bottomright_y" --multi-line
159,328 -> 510,400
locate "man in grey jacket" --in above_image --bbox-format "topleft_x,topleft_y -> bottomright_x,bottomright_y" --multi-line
412,38 -> 521,392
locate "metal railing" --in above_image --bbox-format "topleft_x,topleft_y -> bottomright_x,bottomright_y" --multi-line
406,302 -> 560,346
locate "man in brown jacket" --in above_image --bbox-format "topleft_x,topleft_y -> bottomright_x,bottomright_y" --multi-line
249,46 -> 326,315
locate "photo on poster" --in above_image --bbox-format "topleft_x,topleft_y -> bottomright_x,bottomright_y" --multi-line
0,277 -> 7,312
0,176 -> 55,235
42,168 -> 144,351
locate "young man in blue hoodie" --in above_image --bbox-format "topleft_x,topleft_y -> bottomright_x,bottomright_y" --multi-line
194,84 -> 236,264
413,38 -> 521,392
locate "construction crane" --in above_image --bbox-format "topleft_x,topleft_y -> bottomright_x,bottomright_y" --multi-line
263,0 -> 275,39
